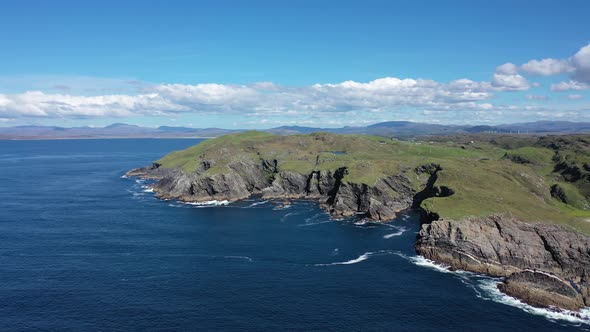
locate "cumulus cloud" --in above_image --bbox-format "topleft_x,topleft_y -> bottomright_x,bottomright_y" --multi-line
571,44 -> 590,84
496,63 -> 519,75
521,58 -> 572,76
0,77 -> 503,120
551,80 -> 590,91
0,91 -> 186,119
4,43 -> 590,122
526,94 -> 549,100
515,43 -> 590,91
566,94 -> 584,100
491,63 -> 530,91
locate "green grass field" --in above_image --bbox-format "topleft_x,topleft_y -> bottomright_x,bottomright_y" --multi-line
156,131 -> 590,234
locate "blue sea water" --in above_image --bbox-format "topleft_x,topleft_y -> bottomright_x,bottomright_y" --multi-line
0,138 -> 588,331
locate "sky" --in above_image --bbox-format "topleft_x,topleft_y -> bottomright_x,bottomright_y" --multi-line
0,0 -> 589,129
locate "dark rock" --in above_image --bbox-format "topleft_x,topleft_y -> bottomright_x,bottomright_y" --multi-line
131,159 -> 442,221
498,270 -> 585,311
550,184 -> 569,204
416,215 -> 590,311
502,153 -> 532,164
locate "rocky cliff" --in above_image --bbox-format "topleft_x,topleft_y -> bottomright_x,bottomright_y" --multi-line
416,215 -> 590,311
128,132 -> 590,312
128,159 -> 447,221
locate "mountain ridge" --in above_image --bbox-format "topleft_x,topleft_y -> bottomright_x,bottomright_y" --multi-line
1,120 -> 588,139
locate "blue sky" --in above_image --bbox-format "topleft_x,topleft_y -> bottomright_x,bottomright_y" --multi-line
0,0 -> 589,128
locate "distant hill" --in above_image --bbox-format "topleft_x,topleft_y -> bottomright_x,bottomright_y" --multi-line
497,121 -> 590,133
0,120 -> 588,139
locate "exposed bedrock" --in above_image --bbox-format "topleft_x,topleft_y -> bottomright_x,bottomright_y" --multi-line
127,159 -> 448,221
416,215 -> 590,311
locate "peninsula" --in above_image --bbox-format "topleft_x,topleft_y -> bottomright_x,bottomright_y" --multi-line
128,131 -> 590,312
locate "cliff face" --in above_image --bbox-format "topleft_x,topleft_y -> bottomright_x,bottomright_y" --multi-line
416,216 -> 590,311
128,159 -> 445,221
127,132 -> 590,312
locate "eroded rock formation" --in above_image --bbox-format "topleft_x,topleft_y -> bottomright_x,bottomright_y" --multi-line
127,159 -> 446,221
416,215 -> 590,311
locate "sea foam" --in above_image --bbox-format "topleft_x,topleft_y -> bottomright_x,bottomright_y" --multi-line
477,278 -> 590,325
184,200 -> 230,206
245,200 -> 268,208
406,255 -> 590,325
314,250 -> 396,266
383,226 -> 407,239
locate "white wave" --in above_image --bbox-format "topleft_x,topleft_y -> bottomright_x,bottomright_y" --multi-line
120,175 -> 128,179
298,220 -> 333,227
314,250 -> 395,266
353,218 -> 374,226
477,279 -> 590,325
408,255 -> 453,273
383,227 -> 407,239
142,187 -> 154,193
245,200 -> 268,208
184,200 -> 230,206
134,179 -> 145,184
272,204 -> 292,210
280,212 -> 296,222
315,253 -> 371,266
223,255 -> 253,262
405,254 -> 590,325
300,212 -> 331,225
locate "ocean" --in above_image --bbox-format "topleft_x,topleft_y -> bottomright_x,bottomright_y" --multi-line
0,138 -> 588,331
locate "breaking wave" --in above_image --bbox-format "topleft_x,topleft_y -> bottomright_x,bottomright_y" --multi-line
280,212 -> 298,222
245,200 -> 268,208
184,200 -> 230,206
477,279 -> 590,326
222,255 -> 254,262
383,226 -> 407,239
405,255 -> 590,326
314,250 -> 397,266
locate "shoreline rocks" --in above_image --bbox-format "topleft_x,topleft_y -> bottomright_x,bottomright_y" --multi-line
127,159 -> 590,312
416,215 -> 590,311
126,161 -> 447,221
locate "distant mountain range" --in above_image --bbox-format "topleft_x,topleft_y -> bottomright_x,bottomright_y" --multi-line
1,121 -> 589,139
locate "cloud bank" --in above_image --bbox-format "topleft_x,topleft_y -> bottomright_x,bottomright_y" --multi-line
0,77 -> 499,120
0,44 -> 589,123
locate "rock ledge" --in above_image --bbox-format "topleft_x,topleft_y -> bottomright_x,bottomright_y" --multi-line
416,215 -> 590,311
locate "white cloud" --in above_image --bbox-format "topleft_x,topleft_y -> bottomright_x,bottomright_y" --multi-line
515,44 -> 590,89
490,63 -> 530,91
521,58 -> 572,76
496,63 -> 519,75
571,44 -> 590,84
4,43 -> 590,123
491,74 -> 530,91
0,91 -> 185,119
566,94 -> 584,100
551,80 -> 590,91
0,77 -> 502,120
526,94 -> 549,100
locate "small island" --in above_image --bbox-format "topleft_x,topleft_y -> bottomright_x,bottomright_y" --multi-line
128,131 -> 590,312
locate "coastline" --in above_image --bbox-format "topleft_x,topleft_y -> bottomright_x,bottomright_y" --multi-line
125,131 -> 590,313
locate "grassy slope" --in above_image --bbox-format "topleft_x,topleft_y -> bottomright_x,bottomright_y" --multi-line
157,131 -> 590,234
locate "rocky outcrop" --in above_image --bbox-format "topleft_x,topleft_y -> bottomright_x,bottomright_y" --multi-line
550,184 -> 569,204
127,158 -> 446,221
416,215 -> 590,311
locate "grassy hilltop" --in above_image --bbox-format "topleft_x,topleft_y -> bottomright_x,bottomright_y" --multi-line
156,131 -> 590,234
